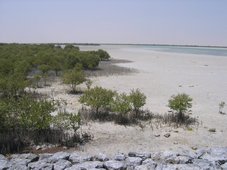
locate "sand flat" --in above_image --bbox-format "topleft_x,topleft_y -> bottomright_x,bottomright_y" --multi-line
78,45 -> 227,154
39,45 -> 227,155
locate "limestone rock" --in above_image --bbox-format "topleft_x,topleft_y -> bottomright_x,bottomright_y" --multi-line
104,160 -> 126,170
54,159 -> 72,170
39,153 -> 53,160
95,153 -> 109,161
134,164 -> 156,170
126,157 -> 142,166
0,159 -> 9,170
128,152 -> 151,159
164,133 -> 170,138
0,154 -> 7,160
66,161 -> 103,170
69,152 -> 92,163
28,160 -> 53,170
114,153 -> 126,161
161,164 -> 201,170
48,151 -> 70,163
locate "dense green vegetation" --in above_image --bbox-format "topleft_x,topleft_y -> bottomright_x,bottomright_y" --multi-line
0,43 -> 111,153
79,86 -> 115,115
168,93 -> 193,124
0,43 -> 110,95
79,87 -> 147,124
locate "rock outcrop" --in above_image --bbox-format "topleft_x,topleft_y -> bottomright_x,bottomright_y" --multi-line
0,147 -> 227,170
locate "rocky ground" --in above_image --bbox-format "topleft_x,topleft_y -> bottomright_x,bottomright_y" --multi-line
1,147 -> 227,170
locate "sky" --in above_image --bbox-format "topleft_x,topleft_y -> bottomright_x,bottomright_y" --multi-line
0,0 -> 227,46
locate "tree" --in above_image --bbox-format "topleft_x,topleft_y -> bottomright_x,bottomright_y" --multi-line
129,89 -> 146,116
112,93 -> 132,115
38,64 -> 50,86
33,74 -> 41,88
168,93 -> 193,121
63,68 -> 86,93
96,49 -> 111,61
18,97 -> 55,130
52,112 -> 81,133
79,86 -> 115,114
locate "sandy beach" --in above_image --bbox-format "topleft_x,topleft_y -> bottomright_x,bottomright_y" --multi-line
37,45 -> 227,155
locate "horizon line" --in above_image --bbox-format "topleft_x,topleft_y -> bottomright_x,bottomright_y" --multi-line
0,42 -> 227,49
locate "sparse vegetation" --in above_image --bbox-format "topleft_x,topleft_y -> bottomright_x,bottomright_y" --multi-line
168,93 -> 193,124
219,101 -> 225,114
129,89 -> 146,117
79,86 -> 115,115
63,67 -> 86,93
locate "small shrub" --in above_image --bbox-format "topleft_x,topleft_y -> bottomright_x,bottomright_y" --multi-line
168,93 -> 193,123
129,89 -> 146,116
112,93 -> 132,115
79,86 -> 115,115
63,67 -> 86,94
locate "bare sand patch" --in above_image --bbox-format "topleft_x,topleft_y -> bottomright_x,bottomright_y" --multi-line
37,45 -> 227,155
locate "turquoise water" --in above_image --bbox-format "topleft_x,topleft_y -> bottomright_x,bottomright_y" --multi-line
139,45 -> 227,57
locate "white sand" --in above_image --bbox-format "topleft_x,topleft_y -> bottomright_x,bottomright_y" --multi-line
38,45 -> 227,155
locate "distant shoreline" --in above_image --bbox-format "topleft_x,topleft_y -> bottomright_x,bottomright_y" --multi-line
1,42 -> 227,49
100,43 -> 227,49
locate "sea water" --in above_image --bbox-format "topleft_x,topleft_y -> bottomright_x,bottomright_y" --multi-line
138,45 -> 227,57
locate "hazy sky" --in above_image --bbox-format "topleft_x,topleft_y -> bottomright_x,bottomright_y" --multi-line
1,0 -> 227,46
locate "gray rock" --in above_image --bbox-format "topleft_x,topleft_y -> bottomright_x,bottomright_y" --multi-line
95,153 -> 109,161
178,149 -> 197,159
39,153 -> 53,160
161,164 -> 201,170
115,153 -> 126,161
221,162 -> 227,169
104,160 -> 126,170
192,158 -> 217,169
54,159 -> 72,170
66,161 -> 103,170
0,159 -> 9,170
201,147 -> 227,164
11,153 -> 38,162
48,151 -> 70,163
28,160 -> 53,170
134,164 -> 156,170
0,154 -> 7,160
142,158 -> 157,167
165,155 -> 192,164
196,148 -> 209,158
69,152 -> 92,163
128,152 -> 151,159
8,164 -> 28,170
8,158 -> 31,166
126,157 -> 142,166
209,147 -> 227,157
164,133 -> 170,138
153,151 -> 177,162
